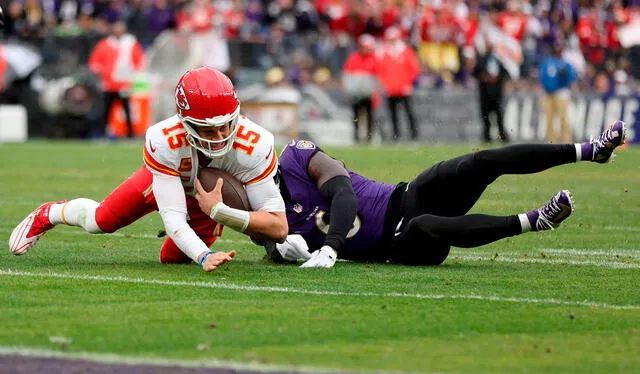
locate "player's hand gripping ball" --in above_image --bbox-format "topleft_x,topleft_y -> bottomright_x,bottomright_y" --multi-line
198,167 -> 251,211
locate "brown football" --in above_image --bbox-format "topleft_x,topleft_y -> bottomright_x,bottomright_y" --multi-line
198,167 -> 251,211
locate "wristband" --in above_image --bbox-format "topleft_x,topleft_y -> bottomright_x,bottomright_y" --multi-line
210,202 -> 250,232
198,251 -> 215,267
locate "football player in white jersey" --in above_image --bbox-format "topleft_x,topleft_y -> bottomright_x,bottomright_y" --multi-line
9,67 -> 288,272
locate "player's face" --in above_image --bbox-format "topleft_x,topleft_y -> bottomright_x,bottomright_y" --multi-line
196,123 -> 231,151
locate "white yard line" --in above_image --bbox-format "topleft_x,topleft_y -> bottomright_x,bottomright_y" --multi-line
454,248 -> 640,258
0,346 -> 337,373
452,255 -> 640,269
1,269 -> 638,310
602,225 -> 640,232
537,248 -> 639,256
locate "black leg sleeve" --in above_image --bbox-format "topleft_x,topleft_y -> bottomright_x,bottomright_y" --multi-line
405,213 -> 522,248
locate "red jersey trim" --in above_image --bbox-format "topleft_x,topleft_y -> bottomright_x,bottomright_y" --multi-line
143,147 -> 181,177
247,152 -> 278,185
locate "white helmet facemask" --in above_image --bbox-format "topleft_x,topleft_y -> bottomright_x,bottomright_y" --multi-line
180,106 -> 240,158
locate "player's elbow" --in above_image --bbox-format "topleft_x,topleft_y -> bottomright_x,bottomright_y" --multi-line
273,221 -> 288,244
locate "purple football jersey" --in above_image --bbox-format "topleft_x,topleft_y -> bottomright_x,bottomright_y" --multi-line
279,140 -> 396,260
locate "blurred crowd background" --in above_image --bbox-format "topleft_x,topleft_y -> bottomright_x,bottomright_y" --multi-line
1,0 -> 639,143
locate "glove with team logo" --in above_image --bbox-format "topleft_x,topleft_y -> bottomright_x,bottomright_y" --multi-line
299,245 -> 338,268
275,234 -> 312,261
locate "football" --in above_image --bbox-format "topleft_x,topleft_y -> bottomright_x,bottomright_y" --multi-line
198,167 -> 251,211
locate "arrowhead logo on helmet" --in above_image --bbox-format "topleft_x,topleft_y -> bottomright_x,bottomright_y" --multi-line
175,85 -> 191,111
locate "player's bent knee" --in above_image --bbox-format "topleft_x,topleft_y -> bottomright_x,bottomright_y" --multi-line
391,224 -> 451,266
423,245 -> 450,266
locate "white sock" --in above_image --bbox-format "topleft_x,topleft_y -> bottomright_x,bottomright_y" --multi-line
574,144 -> 582,161
518,213 -> 532,233
48,203 -> 65,225
49,198 -> 102,233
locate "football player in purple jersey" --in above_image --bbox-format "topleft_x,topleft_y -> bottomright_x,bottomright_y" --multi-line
266,121 -> 627,268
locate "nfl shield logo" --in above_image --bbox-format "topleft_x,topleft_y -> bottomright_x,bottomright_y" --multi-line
293,203 -> 303,213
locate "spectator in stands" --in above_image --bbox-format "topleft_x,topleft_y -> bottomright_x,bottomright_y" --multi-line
538,41 -> 577,144
176,0 -> 214,34
496,0 -> 528,43
22,0 -> 45,40
575,8 -> 606,69
562,33 -> 587,80
342,34 -> 379,143
102,0 -> 128,25
377,26 -> 420,141
4,0 -> 26,39
76,13 -> 104,64
316,0 -> 352,77
125,0 -> 150,47
88,19 -> 146,139
472,40 -> 511,143
146,0 -> 177,46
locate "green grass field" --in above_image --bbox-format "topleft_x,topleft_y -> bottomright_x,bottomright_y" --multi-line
1,140 -> 639,373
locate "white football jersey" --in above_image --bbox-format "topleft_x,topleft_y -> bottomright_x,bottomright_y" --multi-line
144,114 -> 279,209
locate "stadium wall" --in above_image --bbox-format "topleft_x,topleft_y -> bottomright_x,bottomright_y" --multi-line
240,88 -> 638,146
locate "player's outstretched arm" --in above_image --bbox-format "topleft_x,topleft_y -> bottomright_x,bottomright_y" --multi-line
154,174 -> 227,272
299,151 -> 358,269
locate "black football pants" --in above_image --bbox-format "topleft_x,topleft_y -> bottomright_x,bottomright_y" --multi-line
390,144 -> 577,265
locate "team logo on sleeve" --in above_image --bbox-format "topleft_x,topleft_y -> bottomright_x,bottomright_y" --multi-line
175,85 -> 191,111
293,203 -> 303,213
296,140 -> 316,150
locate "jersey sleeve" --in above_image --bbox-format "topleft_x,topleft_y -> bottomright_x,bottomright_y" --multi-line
143,122 -> 182,177
279,139 -> 321,176
246,151 -> 278,185
245,177 -> 285,212
234,119 -> 279,185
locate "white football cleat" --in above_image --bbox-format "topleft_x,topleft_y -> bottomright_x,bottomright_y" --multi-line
9,201 -> 65,255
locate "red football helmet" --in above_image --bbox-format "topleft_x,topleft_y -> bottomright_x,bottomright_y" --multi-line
175,67 -> 240,157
